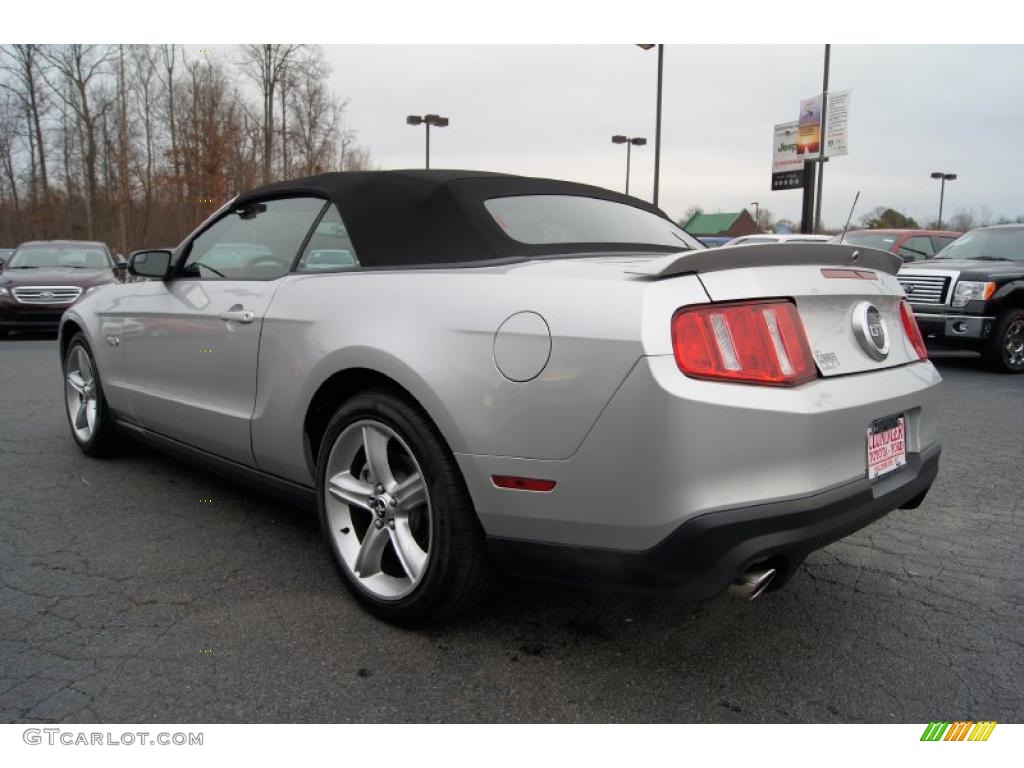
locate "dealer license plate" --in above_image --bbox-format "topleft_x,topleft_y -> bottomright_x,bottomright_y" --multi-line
867,416 -> 907,480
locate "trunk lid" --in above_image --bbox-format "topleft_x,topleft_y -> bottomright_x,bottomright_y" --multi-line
698,263 -> 919,376
631,244 -> 919,377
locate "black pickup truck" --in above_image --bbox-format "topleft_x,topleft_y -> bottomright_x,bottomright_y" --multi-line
897,224 -> 1024,373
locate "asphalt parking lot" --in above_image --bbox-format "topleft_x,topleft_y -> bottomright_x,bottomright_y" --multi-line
0,336 -> 1021,723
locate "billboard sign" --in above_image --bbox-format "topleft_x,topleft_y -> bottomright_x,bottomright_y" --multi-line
771,121 -> 803,190
795,90 -> 851,160
796,94 -> 823,157
824,89 -> 851,157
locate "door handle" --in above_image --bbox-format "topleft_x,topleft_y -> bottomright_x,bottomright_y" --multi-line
219,309 -> 255,324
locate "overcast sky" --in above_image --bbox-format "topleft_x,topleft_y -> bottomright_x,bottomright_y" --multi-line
320,44 -> 1024,228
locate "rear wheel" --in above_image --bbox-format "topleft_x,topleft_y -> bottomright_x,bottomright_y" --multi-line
983,309 -> 1024,373
316,390 -> 492,626
63,333 -> 120,456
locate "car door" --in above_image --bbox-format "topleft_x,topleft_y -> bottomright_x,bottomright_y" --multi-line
120,195 -> 327,465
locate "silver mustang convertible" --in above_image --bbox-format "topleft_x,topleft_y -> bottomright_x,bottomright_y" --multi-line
59,170 -> 941,625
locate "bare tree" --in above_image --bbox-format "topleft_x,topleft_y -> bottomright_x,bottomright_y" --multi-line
0,43 -> 371,249
130,46 -> 159,240
290,49 -> 346,175
947,210 -> 976,232
239,44 -> 303,183
0,93 -> 22,215
755,207 -> 775,232
39,44 -> 114,239
0,45 -> 50,207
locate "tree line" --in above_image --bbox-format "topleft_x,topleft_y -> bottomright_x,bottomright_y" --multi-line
0,44 -> 371,254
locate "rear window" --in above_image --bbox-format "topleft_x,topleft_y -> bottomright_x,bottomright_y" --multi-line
484,195 -> 700,250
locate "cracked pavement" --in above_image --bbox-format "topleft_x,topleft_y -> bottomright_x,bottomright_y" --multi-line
1,337 -> 1021,723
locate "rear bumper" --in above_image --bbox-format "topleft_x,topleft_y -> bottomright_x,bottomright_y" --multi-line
488,444 -> 940,599
458,356 -> 942,551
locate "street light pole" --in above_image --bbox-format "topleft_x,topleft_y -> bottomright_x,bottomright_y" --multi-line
931,171 -> 957,229
654,45 -> 663,206
406,114 -> 449,169
612,135 -> 647,196
626,140 -> 632,194
813,44 -> 831,233
638,44 -> 664,206
751,202 -> 760,231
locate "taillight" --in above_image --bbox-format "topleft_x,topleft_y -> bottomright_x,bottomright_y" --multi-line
899,300 -> 928,361
671,300 -> 817,386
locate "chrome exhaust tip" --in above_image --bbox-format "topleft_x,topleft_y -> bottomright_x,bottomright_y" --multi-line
728,567 -> 777,601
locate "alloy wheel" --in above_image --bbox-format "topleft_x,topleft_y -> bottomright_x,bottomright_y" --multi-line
65,345 -> 98,443
324,419 -> 432,600
1004,318 -> 1024,370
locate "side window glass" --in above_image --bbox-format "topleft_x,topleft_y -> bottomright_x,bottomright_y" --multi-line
181,197 -> 327,280
296,205 -> 359,272
899,236 -> 934,261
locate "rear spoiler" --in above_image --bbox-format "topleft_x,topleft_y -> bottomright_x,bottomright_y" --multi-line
624,243 -> 902,279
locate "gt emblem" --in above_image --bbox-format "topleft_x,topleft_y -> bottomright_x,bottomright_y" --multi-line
852,301 -> 889,361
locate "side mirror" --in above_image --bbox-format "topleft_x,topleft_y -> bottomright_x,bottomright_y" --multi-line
128,249 -> 173,279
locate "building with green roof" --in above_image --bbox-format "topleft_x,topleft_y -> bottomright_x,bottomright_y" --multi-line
682,210 -> 760,239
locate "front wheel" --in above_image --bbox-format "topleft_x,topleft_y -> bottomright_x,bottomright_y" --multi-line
316,390 -> 492,626
982,309 -> 1024,373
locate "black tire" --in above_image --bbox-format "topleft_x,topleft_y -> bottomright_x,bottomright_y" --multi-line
0,329 -> 8,339
63,333 -> 121,456
316,389 -> 492,626
982,309 -> 1024,374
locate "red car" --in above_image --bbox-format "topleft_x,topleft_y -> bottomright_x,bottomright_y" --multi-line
829,229 -> 962,262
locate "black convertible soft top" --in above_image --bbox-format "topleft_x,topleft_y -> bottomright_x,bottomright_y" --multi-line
238,169 -> 682,268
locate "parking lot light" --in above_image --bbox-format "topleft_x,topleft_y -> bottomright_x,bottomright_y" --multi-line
611,135 -> 647,195
407,114 -> 449,169
930,171 -> 957,230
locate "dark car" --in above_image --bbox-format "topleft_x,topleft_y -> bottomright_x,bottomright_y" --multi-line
830,229 -> 962,263
897,224 -> 1024,373
0,240 -> 123,338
